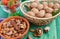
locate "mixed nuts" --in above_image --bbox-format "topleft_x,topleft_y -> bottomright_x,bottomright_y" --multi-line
34,28 -> 43,37
30,26 -> 50,37
1,18 -> 27,38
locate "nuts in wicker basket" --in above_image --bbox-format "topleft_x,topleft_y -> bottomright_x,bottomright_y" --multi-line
25,1 -> 60,18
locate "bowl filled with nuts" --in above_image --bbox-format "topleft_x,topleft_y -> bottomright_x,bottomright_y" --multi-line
0,16 -> 30,39
20,0 -> 60,26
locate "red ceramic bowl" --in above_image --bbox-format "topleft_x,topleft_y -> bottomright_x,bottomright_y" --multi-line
0,16 -> 30,39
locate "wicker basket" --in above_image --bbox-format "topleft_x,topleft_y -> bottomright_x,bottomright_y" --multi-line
20,1 -> 60,26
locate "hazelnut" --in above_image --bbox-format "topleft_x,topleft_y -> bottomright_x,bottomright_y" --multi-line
30,2 -> 38,8
43,5 -> 49,10
53,3 -> 60,9
27,11 -> 35,16
45,7 -> 53,13
42,2 -> 48,6
36,10 -> 45,17
48,2 -> 54,8
10,20 -> 16,26
20,24 -> 25,29
45,13 -> 52,18
16,20 -> 21,23
7,21 -> 12,28
37,4 -> 43,10
36,28 -> 43,34
6,31 -> 13,36
44,26 -> 50,32
31,8 -> 39,14
16,20 -> 21,25
30,29 -> 35,32
34,28 -> 43,37
23,22 -> 26,29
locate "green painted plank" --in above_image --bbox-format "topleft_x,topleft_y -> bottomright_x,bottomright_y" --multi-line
0,7 -> 8,18
0,0 -> 60,39
56,15 -> 60,39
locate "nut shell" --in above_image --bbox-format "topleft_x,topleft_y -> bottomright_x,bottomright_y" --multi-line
34,28 -> 43,37
45,13 -> 52,18
53,3 -> 60,9
27,11 -> 35,16
48,2 -> 54,8
45,7 -> 53,13
37,4 -> 43,10
36,10 -> 45,17
30,2 -> 38,8
31,8 -> 39,14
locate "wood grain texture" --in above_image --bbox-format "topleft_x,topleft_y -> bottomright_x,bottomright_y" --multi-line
0,0 -> 60,39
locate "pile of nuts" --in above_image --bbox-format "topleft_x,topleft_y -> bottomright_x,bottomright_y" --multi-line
34,28 -> 43,37
30,26 -> 50,37
26,1 -> 60,18
1,18 -> 27,38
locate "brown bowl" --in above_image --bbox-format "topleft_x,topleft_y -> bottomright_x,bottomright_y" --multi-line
0,16 -> 30,39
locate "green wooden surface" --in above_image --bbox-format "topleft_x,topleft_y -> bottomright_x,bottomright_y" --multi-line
0,0 -> 60,39
0,6 -> 60,39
